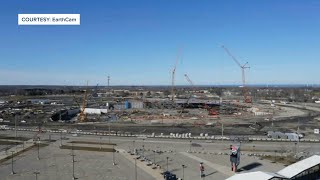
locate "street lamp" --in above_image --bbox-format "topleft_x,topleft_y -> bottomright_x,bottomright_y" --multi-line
166,157 -> 169,171
189,140 -> 192,152
11,151 -> 15,174
182,164 -> 186,180
153,150 -> 156,164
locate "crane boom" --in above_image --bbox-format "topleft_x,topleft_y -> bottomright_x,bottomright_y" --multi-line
184,74 -> 194,86
221,45 -> 242,68
179,74 -> 195,116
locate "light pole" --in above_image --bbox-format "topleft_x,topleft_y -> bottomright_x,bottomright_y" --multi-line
153,150 -> 156,164
37,137 -> 40,160
112,145 -> 116,165
60,132 -> 62,147
14,114 -> 17,139
11,151 -> 15,174
34,171 -> 40,180
294,142 -> 297,155
142,145 -> 145,157
166,157 -> 169,171
222,123 -> 224,142
189,140 -> 192,152
100,136 -> 102,150
134,158 -> 137,180
132,140 -> 135,154
71,152 -> 76,180
108,124 -> 111,143
182,165 -> 186,180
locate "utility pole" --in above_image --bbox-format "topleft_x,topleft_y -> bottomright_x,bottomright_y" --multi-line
11,151 -> 15,174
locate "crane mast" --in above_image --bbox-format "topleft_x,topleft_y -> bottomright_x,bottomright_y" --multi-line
171,49 -> 182,102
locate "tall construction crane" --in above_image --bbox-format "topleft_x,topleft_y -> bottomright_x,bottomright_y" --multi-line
184,74 -> 195,102
179,74 -> 195,116
79,81 -> 89,122
222,45 -> 252,103
171,49 -> 182,102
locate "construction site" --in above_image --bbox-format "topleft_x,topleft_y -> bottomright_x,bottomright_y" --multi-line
0,46 -> 320,179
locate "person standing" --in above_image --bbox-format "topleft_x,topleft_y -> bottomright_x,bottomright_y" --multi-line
230,145 -> 240,172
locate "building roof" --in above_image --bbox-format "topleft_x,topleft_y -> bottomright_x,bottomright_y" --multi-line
277,155 -> 320,178
226,171 -> 285,180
